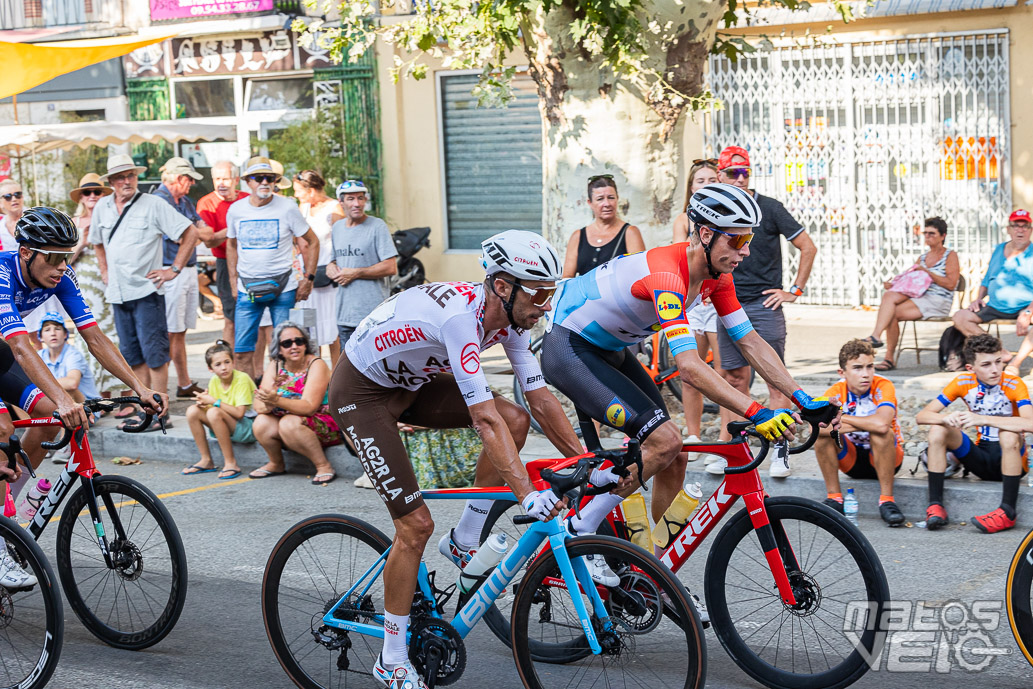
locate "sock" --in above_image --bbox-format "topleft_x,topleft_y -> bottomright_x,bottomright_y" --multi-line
878,495 -> 894,505
453,499 -> 493,549
826,493 -> 843,504
927,471 -> 945,506
1001,475 -> 1020,520
569,492 -> 625,535
381,611 -> 409,668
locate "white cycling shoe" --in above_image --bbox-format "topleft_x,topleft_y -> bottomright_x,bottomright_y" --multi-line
373,654 -> 428,689
584,553 -> 621,587
0,545 -> 37,589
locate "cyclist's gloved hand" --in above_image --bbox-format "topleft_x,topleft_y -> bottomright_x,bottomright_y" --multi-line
522,490 -> 561,522
745,402 -> 796,441
792,390 -> 830,413
589,467 -> 622,487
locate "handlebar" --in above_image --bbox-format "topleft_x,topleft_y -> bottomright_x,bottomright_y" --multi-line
42,395 -> 164,451
0,434 -> 34,480
723,404 -> 840,475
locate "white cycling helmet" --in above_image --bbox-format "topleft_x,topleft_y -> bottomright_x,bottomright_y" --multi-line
481,230 -> 562,282
687,183 -> 762,228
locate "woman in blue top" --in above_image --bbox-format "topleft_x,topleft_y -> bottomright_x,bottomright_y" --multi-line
37,311 -> 100,401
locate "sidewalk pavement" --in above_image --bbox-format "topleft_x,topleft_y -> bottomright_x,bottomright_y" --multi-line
86,305 -> 1033,527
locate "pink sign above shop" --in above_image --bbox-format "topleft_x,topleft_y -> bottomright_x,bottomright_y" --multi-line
149,0 -> 274,21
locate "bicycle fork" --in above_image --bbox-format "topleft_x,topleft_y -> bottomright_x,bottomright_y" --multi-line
741,491 -> 799,606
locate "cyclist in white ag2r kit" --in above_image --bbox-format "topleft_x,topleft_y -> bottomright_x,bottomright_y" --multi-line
539,183 -> 838,581
329,230 -> 613,689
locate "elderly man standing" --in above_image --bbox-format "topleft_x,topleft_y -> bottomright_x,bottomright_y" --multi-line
226,156 -> 319,376
197,161 -> 248,345
708,145 -> 818,479
153,157 -> 215,398
91,154 -> 200,429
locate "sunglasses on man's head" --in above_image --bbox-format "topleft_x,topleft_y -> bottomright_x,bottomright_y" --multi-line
279,337 -> 307,349
500,278 -> 556,307
588,174 -> 614,183
702,225 -> 754,249
722,167 -> 751,180
1,192 -> 23,201
249,174 -> 278,184
32,248 -> 74,267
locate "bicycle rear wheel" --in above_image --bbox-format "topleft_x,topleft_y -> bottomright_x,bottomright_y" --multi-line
1006,528 -> 1033,668
705,496 -> 890,689
511,534 -> 706,689
263,514 -> 391,689
0,515 -> 62,689
55,475 -> 187,650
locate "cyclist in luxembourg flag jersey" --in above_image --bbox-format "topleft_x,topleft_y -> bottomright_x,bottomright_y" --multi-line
541,183 -> 835,553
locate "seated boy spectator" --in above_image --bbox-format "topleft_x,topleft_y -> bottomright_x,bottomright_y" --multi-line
815,340 -> 905,526
38,312 -> 100,402
915,333 -> 1032,533
183,340 -> 257,480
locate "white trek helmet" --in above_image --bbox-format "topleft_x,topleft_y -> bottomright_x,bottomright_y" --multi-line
481,230 -> 562,282
687,182 -> 762,228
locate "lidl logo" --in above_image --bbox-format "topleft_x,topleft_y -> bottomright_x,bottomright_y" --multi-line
606,397 -> 627,428
655,291 -> 683,319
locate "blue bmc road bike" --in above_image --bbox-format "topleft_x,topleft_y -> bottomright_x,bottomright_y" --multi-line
262,450 -> 706,689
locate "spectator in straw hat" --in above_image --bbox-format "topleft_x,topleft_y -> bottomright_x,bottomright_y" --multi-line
153,156 -> 216,399
90,153 -> 201,429
226,156 -> 319,378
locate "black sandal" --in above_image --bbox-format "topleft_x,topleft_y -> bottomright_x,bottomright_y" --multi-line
116,410 -> 147,430
874,359 -> 896,371
141,414 -> 172,432
863,335 -> 884,349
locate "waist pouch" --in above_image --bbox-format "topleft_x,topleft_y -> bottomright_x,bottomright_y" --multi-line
313,264 -> 335,289
242,271 -> 291,303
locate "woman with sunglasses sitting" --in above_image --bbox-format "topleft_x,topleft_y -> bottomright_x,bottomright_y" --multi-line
561,174 -> 645,278
250,321 -> 342,484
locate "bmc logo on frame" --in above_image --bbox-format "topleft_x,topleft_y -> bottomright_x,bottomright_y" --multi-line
843,599 -> 1011,673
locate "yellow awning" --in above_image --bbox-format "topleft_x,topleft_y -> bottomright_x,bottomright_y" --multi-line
0,34 -> 174,101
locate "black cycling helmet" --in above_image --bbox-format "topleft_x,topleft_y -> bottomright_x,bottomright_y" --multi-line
16,207 -> 79,248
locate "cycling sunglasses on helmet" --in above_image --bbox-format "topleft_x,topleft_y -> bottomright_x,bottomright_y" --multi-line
32,248 -> 74,267
499,278 -> 557,307
701,225 -> 754,249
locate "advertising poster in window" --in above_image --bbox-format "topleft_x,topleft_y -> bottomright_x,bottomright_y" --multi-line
149,0 -> 274,21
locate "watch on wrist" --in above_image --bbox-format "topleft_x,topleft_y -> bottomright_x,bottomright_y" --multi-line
789,284 -> 804,297
306,273 -> 316,282
170,265 -> 181,275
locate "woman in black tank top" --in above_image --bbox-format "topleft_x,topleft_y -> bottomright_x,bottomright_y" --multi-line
561,175 -> 645,277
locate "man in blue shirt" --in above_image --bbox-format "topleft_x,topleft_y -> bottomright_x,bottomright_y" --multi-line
953,209 -> 1033,342
37,312 -> 99,401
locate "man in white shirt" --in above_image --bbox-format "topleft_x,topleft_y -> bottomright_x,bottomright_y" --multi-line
225,157 -> 320,376
91,154 -> 200,428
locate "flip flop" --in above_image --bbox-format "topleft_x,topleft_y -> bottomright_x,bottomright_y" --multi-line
250,468 -> 287,479
117,410 -> 147,431
218,468 -> 242,480
874,359 -> 896,371
312,472 -> 337,486
182,464 -> 216,475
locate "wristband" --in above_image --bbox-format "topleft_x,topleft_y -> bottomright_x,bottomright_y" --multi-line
744,401 -> 763,420
789,284 -> 803,297
214,400 -> 221,407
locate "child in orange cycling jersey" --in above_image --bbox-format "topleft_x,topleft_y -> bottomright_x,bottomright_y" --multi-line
814,340 -> 905,526
916,334 -> 1032,533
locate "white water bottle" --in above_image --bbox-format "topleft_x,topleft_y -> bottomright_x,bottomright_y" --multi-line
17,478 -> 52,522
843,488 -> 859,526
458,533 -> 508,594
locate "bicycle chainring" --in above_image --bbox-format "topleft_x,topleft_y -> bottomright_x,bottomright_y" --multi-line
408,617 -> 466,686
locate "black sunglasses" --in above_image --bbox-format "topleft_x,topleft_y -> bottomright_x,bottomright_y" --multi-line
248,174 -> 278,184
1,192 -> 23,201
588,174 -> 614,183
279,337 -> 307,349
80,189 -> 105,197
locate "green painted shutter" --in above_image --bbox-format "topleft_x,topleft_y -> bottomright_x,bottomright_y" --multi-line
441,74 -> 543,250
126,77 -> 172,178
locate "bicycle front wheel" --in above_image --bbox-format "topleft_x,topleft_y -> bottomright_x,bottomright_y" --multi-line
705,496 -> 890,689
511,534 -> 706,689
263,514 -> 391,689
0,515 -> 63,689
55,475 -> 188,650
1007,527 -> 1033,668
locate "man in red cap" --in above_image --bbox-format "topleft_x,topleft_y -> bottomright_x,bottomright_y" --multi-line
962,209 -> 1033,370
707,145 -> 817,479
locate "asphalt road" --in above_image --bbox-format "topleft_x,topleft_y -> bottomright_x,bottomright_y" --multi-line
26,456 -> 1033,689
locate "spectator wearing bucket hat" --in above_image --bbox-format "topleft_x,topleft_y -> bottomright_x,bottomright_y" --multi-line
152,156 -> 217,399
36,312 -> 99,402
90,153 -> 201,430
326,179 -> 397,346
225,156 -> 320,377
709,145 -> 818,479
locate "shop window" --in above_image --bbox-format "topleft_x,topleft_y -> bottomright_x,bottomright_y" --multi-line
440,73 -> 543,251
174,79 -> 235,118
247,78 -> 314,111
